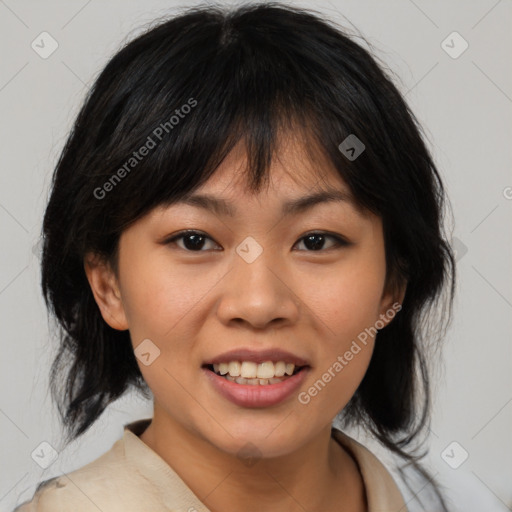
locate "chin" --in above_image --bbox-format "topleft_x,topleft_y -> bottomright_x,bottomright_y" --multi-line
199,420 -> 306,461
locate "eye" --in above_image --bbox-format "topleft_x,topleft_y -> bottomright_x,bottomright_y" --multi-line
164,230 -> 350,252
293,232 -> 350,252
165,230 -> 220,252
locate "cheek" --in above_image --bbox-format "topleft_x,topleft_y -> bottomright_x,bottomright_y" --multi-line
119,256 -> 202,339
296,253 -> 384,411
119,254 -> 228,378
305,260 -> 385,346
296,330 -> 375,423
119,258 -> 204,411
298,321 -> 376,420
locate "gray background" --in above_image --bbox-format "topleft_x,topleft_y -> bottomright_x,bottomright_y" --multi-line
1,0 -> 511,511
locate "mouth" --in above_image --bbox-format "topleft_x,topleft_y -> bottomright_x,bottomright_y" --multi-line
202,361 -> 309,386
202,360 -> 311,408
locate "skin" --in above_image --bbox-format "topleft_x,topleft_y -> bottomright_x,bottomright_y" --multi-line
85,134 -> 406,512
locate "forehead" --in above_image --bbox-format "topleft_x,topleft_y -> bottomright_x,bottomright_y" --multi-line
176,136 -> 369,220
192,135 -> 353,205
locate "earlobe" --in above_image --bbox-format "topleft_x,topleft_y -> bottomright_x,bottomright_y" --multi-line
84,254 -> 129,331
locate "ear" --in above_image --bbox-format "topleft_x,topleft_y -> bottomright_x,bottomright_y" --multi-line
377,277 -> 407,329
84,252 -> 129,331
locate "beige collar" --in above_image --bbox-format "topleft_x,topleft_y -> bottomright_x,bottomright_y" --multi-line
123,418 -> 406,511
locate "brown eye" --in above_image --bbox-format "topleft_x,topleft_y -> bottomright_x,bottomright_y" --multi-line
165,230 -> 220,251
164,230 -> 350,253
294,232 -> 350,252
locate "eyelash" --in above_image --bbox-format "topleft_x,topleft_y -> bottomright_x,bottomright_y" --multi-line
164,230 -> 351,253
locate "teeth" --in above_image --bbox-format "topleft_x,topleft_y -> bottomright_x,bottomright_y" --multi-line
256,361 -> 275,379
240,361 -> 258,379
274,361 -> 286,377
228,361 -> 241,377
210,360 -> 301,379
229,376 -> 283,385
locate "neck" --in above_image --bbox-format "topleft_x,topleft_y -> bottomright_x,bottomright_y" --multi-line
139,409 -> 366,512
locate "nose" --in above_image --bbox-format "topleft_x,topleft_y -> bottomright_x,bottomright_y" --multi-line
215,243 -> 300,330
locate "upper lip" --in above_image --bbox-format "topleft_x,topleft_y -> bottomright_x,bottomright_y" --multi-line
203,348 -> 310,367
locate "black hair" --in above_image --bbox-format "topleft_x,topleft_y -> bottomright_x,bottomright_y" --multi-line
40,2 -> 455,509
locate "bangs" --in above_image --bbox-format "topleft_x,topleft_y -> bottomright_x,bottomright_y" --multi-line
85,5 -> 382,238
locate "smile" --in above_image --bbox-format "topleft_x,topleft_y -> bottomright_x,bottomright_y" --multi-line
203,363 -> 310,407
206,360 -> 304,385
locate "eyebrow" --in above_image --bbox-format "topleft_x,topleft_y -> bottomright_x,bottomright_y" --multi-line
178,189 -> 362,218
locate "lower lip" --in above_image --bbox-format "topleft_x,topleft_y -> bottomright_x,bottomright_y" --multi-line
203,367 -> 310,408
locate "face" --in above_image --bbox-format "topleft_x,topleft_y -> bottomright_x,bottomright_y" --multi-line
85,135 -> 404,460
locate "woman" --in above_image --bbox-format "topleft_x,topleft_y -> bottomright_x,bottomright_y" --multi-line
14,3 -> 455,511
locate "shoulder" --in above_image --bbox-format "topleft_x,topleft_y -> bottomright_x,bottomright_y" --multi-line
12,437 -> 161,512
12,475 -> 91,512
